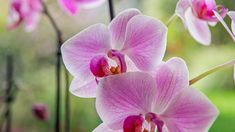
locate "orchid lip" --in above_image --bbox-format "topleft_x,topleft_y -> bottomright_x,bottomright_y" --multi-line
123,113 -> 164,132
89,50 -> 127,78
192,2 -> 228,22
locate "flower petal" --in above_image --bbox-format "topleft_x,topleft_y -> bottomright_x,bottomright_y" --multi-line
175,0 -> 191,24
59,0 -> 78,15
93,123 -> 121,132
61,24 -> 111,97
153,57 -> 189,114
62,24 -> 110,76
69,77 -> 97,98
228,11 -> 235,35
96,72 -> 157,130
122,15 -> 167,71
24,11 -> 41,32
185,8 -> 211,45
109,8 -> 141,49
161,88 -> 219,132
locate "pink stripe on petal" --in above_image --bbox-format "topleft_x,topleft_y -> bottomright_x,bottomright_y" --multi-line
59,0 -> 78,15
161,88 -> 219,132
122,15 -> 167,71
185,8 -> 211,45
154,57 -> 189,114
96,72 -> 156,130
109,9 -> 141,49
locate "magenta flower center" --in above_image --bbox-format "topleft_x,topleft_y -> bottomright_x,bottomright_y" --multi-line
123,113 -> 164,132
192,0 -> 228,22
90,50 -> 127,77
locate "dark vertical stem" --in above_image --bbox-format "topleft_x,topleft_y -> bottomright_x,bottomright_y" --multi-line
108,0 -> 115,20
64,70 -> 70,132
42,2 -> 62,132
5,55 -> 13,132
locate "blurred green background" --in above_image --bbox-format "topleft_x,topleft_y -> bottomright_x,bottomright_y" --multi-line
0,0 -> 235,131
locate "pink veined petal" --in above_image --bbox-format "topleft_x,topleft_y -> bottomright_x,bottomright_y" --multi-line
228,11 -> 235,35
61,24 -> 111,97
93,123 -> 121,132
122,15 -> 167,71
59,0 -> 78,15
213,11 -> 235,42
109,8 -> 141,49
153,57 -> 189,114
62,24 -> 111,77
69,77 -> 97,98
161,88 -> 219,132
185,8 -> 211,45
175,0 -> 191,24
96,72 -> 157,130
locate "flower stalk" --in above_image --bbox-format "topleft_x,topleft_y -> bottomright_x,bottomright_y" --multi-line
190,59 -> 235,85
166,13 -> 177,27
42,1 -> 70,132
108,0 -> 115,20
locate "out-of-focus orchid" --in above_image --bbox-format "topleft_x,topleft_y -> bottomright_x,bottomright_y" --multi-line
61,9 -> 167,98
94,58 -> 219,132
175,0 -> 228,45
59,0 -> 106,15
8,0 -> 43,32
32,103 -> 49,121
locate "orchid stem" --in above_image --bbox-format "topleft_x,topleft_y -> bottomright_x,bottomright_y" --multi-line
108,0 -> 115,20
65,70 -> 70,132
213,11 -> 235,42
166,13 -> 177,27
5,55 -> 14,132
42,1 -> 65,132
190,59 -> 235,85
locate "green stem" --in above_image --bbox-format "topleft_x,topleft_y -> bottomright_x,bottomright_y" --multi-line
190,59 -> 235,85
166,13 -> 177,27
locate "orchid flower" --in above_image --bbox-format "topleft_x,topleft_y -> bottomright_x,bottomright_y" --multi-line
8,0 -> 43,32
94,57 -> 219,132
175,0 -> 228,45
59,0 -> 106,15
32,103 -> 49,121
61,9 -> 167,98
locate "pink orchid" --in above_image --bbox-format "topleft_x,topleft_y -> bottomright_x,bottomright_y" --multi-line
94,57 -> 219,132
61,9 -> 167,98
176,0 -> 228,45
8,0 -> 43,32
32,103 -> 49,121
59,0 -> 105,15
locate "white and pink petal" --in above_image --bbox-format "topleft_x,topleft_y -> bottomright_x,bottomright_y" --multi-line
122,15 -> 167,71
185,8 -> 211,45
96,72 -> 157,130
161,88 -> 219,132
153,57 -> 189,114
109,8 -> 141,49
